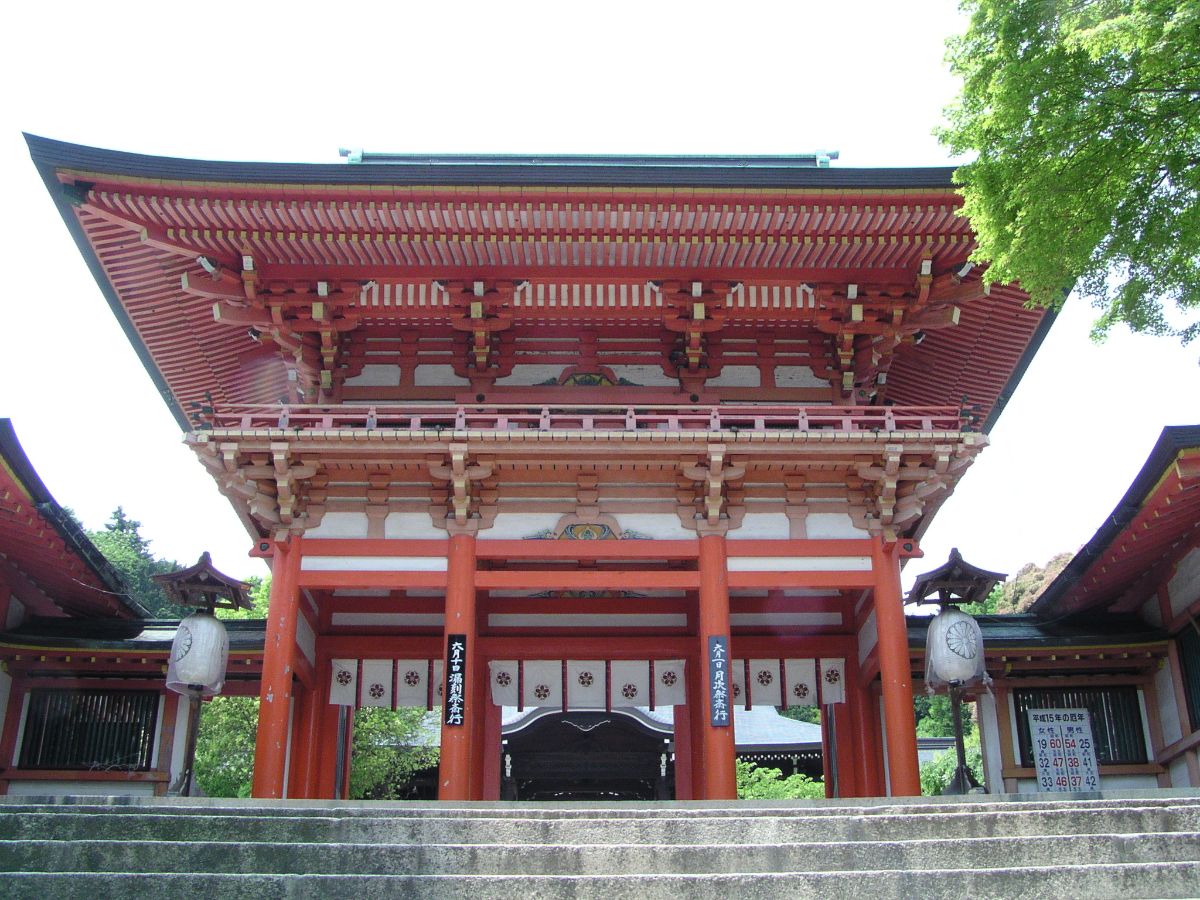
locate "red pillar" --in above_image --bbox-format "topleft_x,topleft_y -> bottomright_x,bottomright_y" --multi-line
469,651 -> 490,800
696,532 -> 737,800
481,691 -> 502,800
252,538 -> 302,798
871,537 -> 921,796
438,530 -> 477,800
673,670 -> 695,800
852,680 -> 884,796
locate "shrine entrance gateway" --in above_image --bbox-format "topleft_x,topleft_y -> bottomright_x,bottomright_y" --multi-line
252,532 -> 925,801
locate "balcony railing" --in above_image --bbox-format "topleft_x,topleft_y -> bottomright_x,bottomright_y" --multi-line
199,403 -> 968,434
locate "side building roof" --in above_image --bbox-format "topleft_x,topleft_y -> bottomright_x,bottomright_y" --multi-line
0,420 -> 148,618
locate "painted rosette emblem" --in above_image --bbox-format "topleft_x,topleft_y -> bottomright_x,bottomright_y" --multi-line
732,683 -> 741,698
793,683 -> 810,699
660,671 -> 678,687
336,670 -> 353,686
946,620 -> 979,659
404,671 -> 421,687
577,671 -> 594,687
824,669 -> 841,685
173,625 -> 192,662
534,684 -> 551,700
621,683 -> 638,699
757,670 -> 773,686
495,671 -> 512,687
369,683 -> 385,700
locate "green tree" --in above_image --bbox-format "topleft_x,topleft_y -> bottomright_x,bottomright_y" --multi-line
735,760 -> 825,800
86,508 -> 186,617
349,707 -> 440,800
940,0 -> 1200,342
194,696 -> 259,797
915,694 -> 975,737
920,730 -> 985,796
215,576 -> 272,620
777,705 -> 821,725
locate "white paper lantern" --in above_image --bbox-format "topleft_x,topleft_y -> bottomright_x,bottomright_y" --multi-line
924,607 -> 988,690
167,612 -> 229,696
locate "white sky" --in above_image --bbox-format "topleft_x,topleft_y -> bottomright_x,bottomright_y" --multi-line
1,1 -> 1196,588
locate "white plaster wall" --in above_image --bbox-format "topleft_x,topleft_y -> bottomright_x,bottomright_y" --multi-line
857,610 -> 878,666
169,697 -> 191,787
609,365 -> 676,387
805,513 -> 866,539
343,364 -> 401,387
707,365 -> 761,388
977,693 -> 1005,794
306,512 -> 369,539
728,512 -> 790,540
6,780 -> 157,797
384,512 -> 448,540
1141,596 -> 1163,627
414,364 -> 469,386
1169,757 -> 1193,788
776,366 -> 828,388
296,615 -> 316,667
1156,660 -> 1184,744
6,598 -> 25,629
494,365 -> 563,385
619,513 -> 694,540
1168,546 -> 1200,616
485,513 -> 564,540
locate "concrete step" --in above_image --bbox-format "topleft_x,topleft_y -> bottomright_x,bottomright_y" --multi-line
5,862 -> 1200,900
1,832 -> 1197,875
2,804 -> 1198,844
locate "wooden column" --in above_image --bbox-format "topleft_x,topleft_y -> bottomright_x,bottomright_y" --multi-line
853,681 -> 885,796
252,538 -> 302,798
438,529 -> 477,800
673,668 -> 696,800
696,531 -> 737,799
871,537 -> 921,796
469,651 -> 490,800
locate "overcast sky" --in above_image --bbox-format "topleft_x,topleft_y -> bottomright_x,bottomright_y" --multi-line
1,0 -> 1196,587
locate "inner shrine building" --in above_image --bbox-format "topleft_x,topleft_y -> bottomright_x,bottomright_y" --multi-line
20,137 -> 1054,800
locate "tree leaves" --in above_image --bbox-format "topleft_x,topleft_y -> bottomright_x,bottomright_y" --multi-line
940,0 -> 1200,342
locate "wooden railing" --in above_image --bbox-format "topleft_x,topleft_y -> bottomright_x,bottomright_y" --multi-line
201,403 -> 968,434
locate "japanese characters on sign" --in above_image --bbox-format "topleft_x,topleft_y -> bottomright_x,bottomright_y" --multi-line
1028,708 -> 1100,793
708,635 -> 731,726
444,634 -> 467,726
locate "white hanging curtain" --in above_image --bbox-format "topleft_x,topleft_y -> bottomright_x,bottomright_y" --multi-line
395,659 -> 432,708
784,659 -> 818,707
360,659 -> 394,708
567,660 -> 606,708
489,660 -> 519,706
749,658 -> 784,707
731,659 -> 748,708
819,658 -> 846,704
329,658 -> 357,706
609,660 -> 649,707
522,660 -> 563,708
653,659 -> 687,707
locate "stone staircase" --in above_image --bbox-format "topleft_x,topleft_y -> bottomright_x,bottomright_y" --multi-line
1,791 -> 1199,898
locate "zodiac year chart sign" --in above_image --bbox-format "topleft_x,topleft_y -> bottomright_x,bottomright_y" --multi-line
1027,708 -> 1100,793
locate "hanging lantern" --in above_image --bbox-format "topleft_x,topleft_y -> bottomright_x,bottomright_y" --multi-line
167,612 -> 229,696
924,606 -> 988,690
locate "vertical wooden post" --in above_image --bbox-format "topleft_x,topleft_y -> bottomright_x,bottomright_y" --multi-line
673,665 -> 695,800
469,651 -> 490,800
871,537 -> 921,796
252,538 -> 301,798
438,530 -> 477,800
481,690 -> 502,800
697,531 -> 737,799
853,681 -> 884,796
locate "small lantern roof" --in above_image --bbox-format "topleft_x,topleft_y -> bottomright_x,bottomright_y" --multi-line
906,548 -> 1006,607
152,552 -> 253,612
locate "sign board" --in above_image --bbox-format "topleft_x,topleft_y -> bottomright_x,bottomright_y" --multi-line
1027,708 -> 1100,793
444,634 -> 466,726
708,635 -> 731,726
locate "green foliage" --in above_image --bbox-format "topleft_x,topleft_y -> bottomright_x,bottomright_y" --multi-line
215,576 -> 272,620
194,695 -> 259,797
735,760 -> 825,799
940,0 -> 1200,342
920,729 -> 985,796
959,583 -> 1002,616
349,707 -> 440,800
993,553 -> 1073,613
777,705 -> 821,725
86,508 -> 186,617
915,694 -> 974,737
